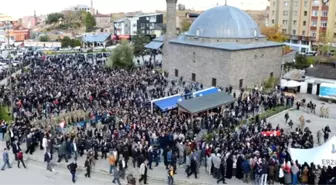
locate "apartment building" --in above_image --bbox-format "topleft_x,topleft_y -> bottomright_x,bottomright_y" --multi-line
326,0 -> 336,42
137,13 -> 164,37
268,0 -> 331,53
113,13 -> 164,41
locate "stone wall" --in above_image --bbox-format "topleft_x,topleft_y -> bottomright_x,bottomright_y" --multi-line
165,43 -> 283,88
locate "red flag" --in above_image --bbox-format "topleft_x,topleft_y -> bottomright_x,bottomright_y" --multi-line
261,131 -> 281,137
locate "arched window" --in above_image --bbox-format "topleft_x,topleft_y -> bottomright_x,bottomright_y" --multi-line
253,29 -> 258,37
196,29 -> 200,36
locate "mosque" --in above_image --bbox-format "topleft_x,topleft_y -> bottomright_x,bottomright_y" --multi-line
162,0 -> 284,88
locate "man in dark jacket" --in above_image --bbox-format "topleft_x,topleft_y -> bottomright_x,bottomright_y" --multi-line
217,157 -> 227,184
67,161 -> 77,183
261,159 -> 269,185
187,156 -> 197,178
241,157 -> 251,183
44,151 -> 53,171
12,141 -> 21,161
84,157 -> 91,178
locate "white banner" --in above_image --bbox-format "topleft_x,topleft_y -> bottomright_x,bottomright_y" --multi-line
289,136 -> 336,167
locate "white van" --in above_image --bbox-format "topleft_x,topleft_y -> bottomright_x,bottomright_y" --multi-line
305,51 -> 317,56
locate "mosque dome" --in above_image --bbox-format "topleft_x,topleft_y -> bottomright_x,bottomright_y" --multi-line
186,5 -> 262,39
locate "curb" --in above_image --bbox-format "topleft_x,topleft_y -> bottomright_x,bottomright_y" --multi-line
267,107 -> 294,120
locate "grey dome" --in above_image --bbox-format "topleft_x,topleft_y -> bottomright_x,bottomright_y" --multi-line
186,5 -> 261,39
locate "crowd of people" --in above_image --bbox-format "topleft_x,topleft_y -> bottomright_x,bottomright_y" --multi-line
0,53 -> 335,185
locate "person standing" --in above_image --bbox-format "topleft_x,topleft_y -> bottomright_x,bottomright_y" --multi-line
108,153 -> 116,174
12,141 -> 20,161
84,157 -> 91,178
168,165 -> 174,185
217,156 -> 227,184
1,148 -> 11,170
242,156 -> 251,183
67,161 -> 77,183
320,106 -> 324,117
187,155 -> 198,179
42,135 -> 48,154
71,140 -> 78,161
17,150 -> 27,169
44,151 -> 53,171
139,160 -> 148,185
112,167 -> 122,185
284,113 -> 289,123
254,161 -> 262,185
261,159 -> 268,185
118,155 -> 126,179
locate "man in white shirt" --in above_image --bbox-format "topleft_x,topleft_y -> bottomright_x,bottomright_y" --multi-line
72,140 -> 78,160
42,136 -> 48,154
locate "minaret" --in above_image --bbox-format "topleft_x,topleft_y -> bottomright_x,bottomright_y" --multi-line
90,0 -> 95,15
163,0 -> 178,76
34,10 -> 37,25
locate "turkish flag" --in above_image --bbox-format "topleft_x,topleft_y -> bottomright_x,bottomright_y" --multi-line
59,121 -> 66,128
261,130 -> 281,137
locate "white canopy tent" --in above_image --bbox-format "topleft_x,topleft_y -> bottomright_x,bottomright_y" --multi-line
281,79 -> 302,88
289,136 -> 336,167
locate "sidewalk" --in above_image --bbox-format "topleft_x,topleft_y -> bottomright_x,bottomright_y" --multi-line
0,142 -> 236,185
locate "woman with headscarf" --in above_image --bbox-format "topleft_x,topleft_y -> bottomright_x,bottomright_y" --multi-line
313,165 -> 322,185
300,164 -> 309,184
284,161 -> 292,185
268,158 -> 276,184
318,166 -> 328,185
308,163 -> 315,185
279,164 -> 285,185
291,161 -> 299,185
226,154 -> 233,179
235,155 -> 244,179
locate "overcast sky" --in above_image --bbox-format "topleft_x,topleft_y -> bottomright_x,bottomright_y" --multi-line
0,0 -> 268,18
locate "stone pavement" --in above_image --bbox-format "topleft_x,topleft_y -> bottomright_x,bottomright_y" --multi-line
0,159 -> 126,185
0,141 -> 248,185
268,93 -> 336,145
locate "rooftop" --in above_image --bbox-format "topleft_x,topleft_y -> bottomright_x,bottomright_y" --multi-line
282,69 -> 305,81
82,33 -> 111,43
186,5 -> 263,39
177,91 -> 236,114
306,64 -> 336,80
169,35 -> 283,51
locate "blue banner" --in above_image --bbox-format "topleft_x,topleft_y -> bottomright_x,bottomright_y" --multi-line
320,86 -> 336,98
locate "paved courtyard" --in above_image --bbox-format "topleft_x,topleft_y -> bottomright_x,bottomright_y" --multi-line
268,93 -> 336,145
